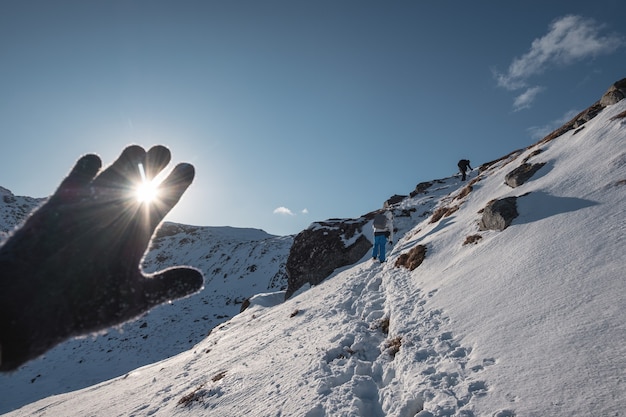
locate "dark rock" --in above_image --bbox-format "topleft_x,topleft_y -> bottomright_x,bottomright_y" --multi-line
384,194 -> 407,208
239,297 -> 251,313
285,218 -> 372,299
394,244 -> 426,271
479,197 -> 519,231
504,162 -> 546,188
410,181 -> 434,197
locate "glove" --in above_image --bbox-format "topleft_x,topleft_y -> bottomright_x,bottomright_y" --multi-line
0,145 -> 204,371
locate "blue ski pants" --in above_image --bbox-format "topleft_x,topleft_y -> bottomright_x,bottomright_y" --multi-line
372,234 -> 387,262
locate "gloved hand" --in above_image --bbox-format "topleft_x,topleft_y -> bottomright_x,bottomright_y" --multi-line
0,145 -> 203,371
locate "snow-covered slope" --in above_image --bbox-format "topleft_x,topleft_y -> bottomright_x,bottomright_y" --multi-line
0,220 -> 292,413
0,187 -> 44,241
2,99 -> 626,416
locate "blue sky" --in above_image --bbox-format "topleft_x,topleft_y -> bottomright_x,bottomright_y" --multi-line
1,1 -> 624,236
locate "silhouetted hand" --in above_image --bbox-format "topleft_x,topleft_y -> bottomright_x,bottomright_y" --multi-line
0,145 -> 204,371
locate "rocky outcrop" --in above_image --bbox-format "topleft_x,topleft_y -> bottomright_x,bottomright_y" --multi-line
600,78 -> 626,106
285,217 -> 372,299
409,179 -> 447,197
384,194 -> 407,208
479,197 -> 519,231
504,162 -> 546,188
410,181 -> 433,197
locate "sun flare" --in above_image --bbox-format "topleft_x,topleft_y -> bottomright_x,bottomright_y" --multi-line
135,163 -> 160,204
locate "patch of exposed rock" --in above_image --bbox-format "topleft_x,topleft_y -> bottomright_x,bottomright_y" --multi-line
479,197 -> 519,231
504,162 -> 546,188
285,217 -> 372,299
395,244 -> 426,271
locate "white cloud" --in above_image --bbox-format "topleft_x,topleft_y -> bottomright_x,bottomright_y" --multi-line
273,206 -> 295,216
513,86 -> 545,111
495,15 -> 624,109
273,207 -> 309,216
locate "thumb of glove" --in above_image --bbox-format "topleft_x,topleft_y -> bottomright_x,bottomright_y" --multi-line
142,267 -> 204,308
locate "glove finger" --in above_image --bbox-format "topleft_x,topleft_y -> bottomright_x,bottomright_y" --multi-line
160,162 -> 195,204
56,154 -> 102,198
144,145 -> 171,180
94,145 -> 146,190
142,267 -> 204,307
146,162 -> 195,227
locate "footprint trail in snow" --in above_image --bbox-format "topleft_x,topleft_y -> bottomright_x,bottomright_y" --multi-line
304,259 -> 498,417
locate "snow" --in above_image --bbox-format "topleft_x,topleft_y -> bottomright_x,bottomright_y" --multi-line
1,100 -> 625,416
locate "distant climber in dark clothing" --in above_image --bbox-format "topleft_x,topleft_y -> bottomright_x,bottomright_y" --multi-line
458,159 -> 472,181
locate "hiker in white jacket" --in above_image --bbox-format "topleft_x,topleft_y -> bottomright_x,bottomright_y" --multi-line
372,211 -> 393,263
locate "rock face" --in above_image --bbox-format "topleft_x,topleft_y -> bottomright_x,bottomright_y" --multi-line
285,217 -> 372,299
479,197 -> 519,231
504,162 -> 546,188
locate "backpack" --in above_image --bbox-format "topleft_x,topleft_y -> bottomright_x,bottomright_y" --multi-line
458,159 -> 470,169
373,213 -> 387,229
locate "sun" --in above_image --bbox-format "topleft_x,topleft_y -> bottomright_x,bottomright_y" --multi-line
135,163 -> 160,204
135,180 -> 159,203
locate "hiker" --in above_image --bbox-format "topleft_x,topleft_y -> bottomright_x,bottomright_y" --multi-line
458,159 -> 473,181
372,211 -> 393,263
0,145 -> 203,372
